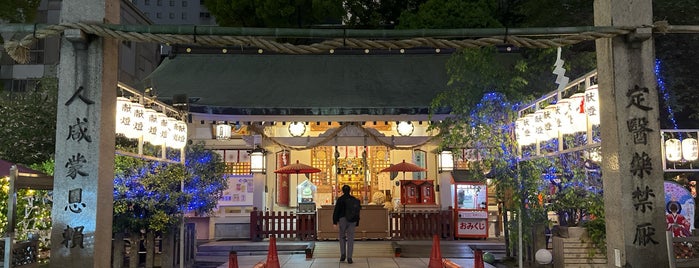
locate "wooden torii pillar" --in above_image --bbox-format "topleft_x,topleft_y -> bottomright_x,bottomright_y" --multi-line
595,0 -> 669,266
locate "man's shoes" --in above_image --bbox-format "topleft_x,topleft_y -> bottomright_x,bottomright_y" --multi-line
340,255 -> 346,262
347,258 -> 353,264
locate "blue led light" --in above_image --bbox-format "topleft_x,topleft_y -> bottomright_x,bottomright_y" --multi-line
655,59 -> 679,130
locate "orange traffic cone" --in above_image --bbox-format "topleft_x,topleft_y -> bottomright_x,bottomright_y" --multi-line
473,249 -> 484,268
228,250 -> 238,268
428,234 -> 443,268
265,236 -> 280,268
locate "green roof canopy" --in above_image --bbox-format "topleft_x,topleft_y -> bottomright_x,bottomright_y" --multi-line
145,53 -> 451,116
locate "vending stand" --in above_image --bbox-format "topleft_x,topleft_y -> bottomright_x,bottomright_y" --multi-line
453,178 -> 488,238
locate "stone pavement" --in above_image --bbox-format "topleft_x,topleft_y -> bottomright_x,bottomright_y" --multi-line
219,254 -> 498,268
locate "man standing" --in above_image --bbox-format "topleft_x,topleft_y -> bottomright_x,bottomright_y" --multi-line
333,185 -> 360,264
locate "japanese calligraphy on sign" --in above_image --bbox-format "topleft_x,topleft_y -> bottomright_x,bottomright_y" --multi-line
61,225 -> 85,248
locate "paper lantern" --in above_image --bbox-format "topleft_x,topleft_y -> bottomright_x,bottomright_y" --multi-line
396,121 -> 414,136
556,99 -> 574,134
585,85 -> 600,125
215,123 -> 232,140
533,109 -> 549,142
567,93 -> 587,133
535,249 -> 553,264
288,122 -> 306,137
169,118 -> 188,149
115,97 -> 132,136
125,102 -> 145,139
665,138 -> 682,162
515,117 -> 533,146
438,150 -> 454,172
152,113 -> 169,146
142,108 -> 160,145
543,105 -> 559,140
682,138 -> 698,161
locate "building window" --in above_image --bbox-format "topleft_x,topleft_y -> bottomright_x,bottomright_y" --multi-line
169,0 -> 175,6
169,13 -> 175,19
181,12 -> 187,20
182,1 -> 187,7
144,0 -> 150,5
156,12 -> 162,18
199,0 -> 204,4
131,0 -> 137,4
157,0 -> 162,6
144,12 -> 150,17
199,12 -> 210,18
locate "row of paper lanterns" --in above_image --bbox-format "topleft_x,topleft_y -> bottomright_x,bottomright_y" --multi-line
116,97 -> 187,149
515,85 -> 600,146
665,137 -> 699,162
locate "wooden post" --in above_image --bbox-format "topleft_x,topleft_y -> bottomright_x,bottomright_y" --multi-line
595,0 -> 669,266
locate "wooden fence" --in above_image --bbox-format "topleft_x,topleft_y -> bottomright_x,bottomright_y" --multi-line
250,207 -> 453,241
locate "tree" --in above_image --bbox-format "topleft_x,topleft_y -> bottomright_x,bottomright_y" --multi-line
0,77 -> 58,165
0,0 -> 41,23
204,0 -> 344,27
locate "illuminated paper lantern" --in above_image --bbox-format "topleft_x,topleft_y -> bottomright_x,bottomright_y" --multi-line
215,123 -> 232,140
682,138 -> 698,161
126,102 -> 145,139
665,138 -> 682,162
169,118 -> 188,149
556,99 -> 574,134
533,109 -> 548,142
142,108 -> 160,145
543,105 -> 559,140
515,117 -> 533,146
151,112 -> 169,146
585,85 -> 600,125
567,93 -> 587,133
115,97 -> 132,136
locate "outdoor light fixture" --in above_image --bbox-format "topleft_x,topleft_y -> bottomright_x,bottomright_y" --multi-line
126,102 -> 145,139
585,85 -> 600,125
215,122 -> 232,140
665,138 -> 682,162
682,138 -> 699,161
115,97 -> 132,137
250,146 -> 267,173
288,122 -> 306,137
437,150 -> 454,173
143,108 -> 159,145
169,118 -> 188,149
396,121 -> 414,136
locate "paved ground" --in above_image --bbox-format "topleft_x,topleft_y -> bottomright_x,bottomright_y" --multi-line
220,254 -> 498,268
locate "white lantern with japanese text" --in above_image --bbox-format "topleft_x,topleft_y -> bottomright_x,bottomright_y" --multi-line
567,93 -> 587,133
682,138 -> 698,161
151,112 -> 169,146
585,85 -> 600,125
515,117 -> 533,146
126,102 -> 145,139
543,105 -> 559,140
533,109 -> 548,142
169,118 -> 188,149
665,138 -> 682,162
115,97 -> 132,136
556,99 -> 574,134
165,117 -> 178,148
142,108 -> 160,145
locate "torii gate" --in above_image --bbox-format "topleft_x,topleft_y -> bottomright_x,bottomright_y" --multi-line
0,0 -> 667,267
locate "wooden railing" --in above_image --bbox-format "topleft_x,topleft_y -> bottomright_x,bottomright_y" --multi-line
669,232 -> 699,268
249,207 -> 453,241
389,210 -> 454,240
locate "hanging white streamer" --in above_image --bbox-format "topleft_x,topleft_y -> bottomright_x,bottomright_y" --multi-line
553,47 -> 569,91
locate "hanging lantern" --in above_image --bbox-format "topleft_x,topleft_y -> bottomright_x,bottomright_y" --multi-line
556,99 -> 574,135
215,122 -> 232,140
165,117 -> 179,148
543,105 -> 559,140
115,97 -> 132,136
665,138 -> 682,162
126,102 -> 145,139
142,108 -> 160,145
288,122 -> 306,137
524,114 -> 537,144
250,146 -> 267,173
152,112 -> 169,146
533,109 -> 549,142
515,118 -> 530,146
585,85 -> 600,125
682,138 -> 698,161
438,150 -> 454,172
169,118 -> 188,149
567,93 -> 587,133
